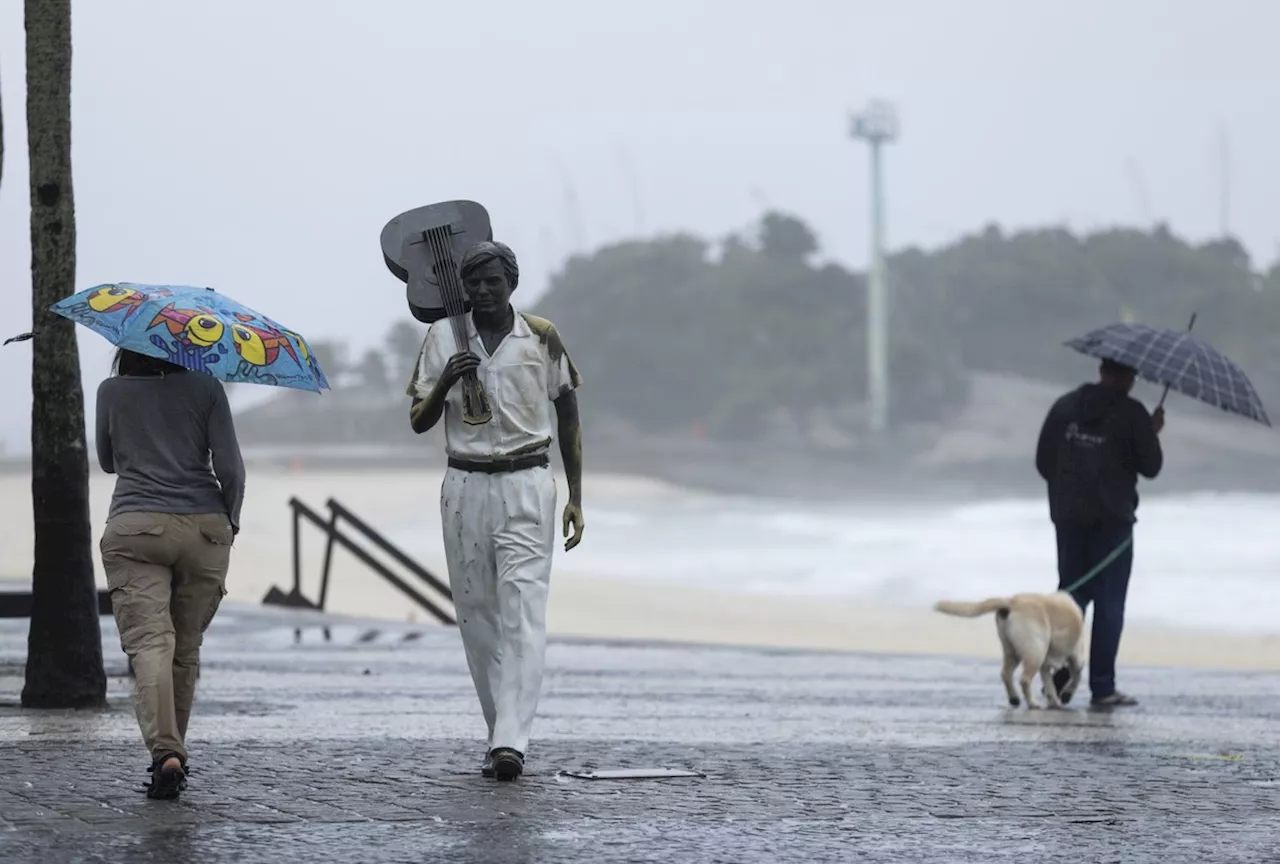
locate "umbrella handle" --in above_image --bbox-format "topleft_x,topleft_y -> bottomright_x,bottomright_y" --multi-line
1156,312 -> 1198,410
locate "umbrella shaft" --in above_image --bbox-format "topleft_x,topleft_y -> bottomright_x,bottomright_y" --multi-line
1156,313 -> 1198,410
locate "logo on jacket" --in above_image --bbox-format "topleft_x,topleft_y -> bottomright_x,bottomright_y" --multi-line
1064,422 -> 1107,446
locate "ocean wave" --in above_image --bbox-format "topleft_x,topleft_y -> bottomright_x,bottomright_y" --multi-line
391,489 -> 1280,635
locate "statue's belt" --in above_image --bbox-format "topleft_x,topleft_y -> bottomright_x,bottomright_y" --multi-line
447,452 -> 549,474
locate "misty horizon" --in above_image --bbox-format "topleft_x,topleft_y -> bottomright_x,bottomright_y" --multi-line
2,0 -> 1276,455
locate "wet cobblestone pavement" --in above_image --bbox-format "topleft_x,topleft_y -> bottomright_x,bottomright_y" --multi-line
2,606 -> 1278,863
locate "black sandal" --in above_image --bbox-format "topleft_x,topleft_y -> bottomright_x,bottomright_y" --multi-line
489,748 -> 524,782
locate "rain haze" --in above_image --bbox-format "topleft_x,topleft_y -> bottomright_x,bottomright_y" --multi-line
1,1 -> 1278,647
5,8 -> 1280,851
2,0 -> 1278,448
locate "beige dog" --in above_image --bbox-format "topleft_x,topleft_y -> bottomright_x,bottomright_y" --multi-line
934,591 -> 1084,709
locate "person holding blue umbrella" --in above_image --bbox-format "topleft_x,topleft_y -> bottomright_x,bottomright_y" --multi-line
97,347 -> 245,799
34,282 -> 327,799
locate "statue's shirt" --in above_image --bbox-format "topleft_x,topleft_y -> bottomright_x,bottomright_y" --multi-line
408,308 -> 582,459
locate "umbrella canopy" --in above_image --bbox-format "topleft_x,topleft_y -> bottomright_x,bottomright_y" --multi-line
1065,321 -> 1268,426
50,283 -> 330,392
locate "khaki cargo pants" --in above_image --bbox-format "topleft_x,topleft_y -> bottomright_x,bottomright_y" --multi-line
100,512 -> 233,764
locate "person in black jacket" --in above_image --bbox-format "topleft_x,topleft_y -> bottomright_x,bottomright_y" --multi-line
1036,358 -> 1164,707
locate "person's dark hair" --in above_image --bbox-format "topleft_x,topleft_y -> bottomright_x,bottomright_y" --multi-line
1100,358 -> 1137,377
113,348 -> 187,377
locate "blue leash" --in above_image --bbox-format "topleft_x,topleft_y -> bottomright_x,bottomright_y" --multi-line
1061,535 -> 1133,594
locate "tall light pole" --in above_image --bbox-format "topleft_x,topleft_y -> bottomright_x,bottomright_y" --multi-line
850,100 -> 898,434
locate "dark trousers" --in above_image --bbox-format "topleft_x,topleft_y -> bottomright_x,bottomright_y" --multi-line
1054,521 -> 1134,698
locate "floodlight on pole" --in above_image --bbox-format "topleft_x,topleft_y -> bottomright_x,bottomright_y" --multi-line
850,99 -> 898,434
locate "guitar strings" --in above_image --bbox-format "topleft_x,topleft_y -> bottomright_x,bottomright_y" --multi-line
423,225 -> 490,421
425,226 -> 469,355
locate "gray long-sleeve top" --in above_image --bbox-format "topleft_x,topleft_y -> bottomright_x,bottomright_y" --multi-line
95,371 -> 246,531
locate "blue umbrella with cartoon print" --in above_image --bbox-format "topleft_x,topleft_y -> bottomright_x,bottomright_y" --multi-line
40,282 -> 330,392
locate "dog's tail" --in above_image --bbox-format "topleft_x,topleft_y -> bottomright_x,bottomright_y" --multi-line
933,597 -> 1011,619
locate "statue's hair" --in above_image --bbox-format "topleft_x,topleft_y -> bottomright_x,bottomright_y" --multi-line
459,241 -> 519,291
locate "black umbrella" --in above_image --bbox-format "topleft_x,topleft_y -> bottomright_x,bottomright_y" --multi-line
1064,315 -> 1270,427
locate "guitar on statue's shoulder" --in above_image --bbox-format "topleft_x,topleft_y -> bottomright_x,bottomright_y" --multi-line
381,200 -> 494,425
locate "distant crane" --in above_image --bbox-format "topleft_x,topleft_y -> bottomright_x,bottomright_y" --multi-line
551,156 -> 588,255
615,144 -> 646,237
1217,121 -> 1232,238
1125,158 -> 1155,227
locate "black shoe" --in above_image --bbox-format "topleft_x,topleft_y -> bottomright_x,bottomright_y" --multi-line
144,754 -> 185,800
489,748 -> 524,782
481,753 -> 495,778
1091,691 -> 1138,707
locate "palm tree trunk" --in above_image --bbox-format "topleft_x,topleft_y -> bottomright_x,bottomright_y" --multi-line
22,0 -> 106,709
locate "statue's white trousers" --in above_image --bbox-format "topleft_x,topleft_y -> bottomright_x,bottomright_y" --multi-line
440,464 -> 556,755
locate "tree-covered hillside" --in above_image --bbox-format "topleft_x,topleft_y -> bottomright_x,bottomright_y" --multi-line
234,213 -> 1280,446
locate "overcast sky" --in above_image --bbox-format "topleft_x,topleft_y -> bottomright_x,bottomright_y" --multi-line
0,0 -> 1274,452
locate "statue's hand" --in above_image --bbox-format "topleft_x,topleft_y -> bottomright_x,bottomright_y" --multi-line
443,351 -> 481,387
562,502 -> 584,551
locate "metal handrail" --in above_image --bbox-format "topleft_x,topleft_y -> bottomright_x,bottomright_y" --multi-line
282,496 -> 455,626
324,498 -> 453,602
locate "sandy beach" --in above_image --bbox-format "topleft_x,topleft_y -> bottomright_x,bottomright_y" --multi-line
1,466 -> 1278,671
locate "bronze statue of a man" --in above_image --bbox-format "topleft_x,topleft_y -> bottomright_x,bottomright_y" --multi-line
407,240 -> 584,781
